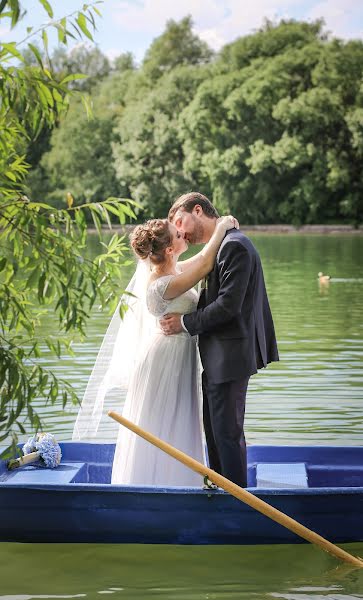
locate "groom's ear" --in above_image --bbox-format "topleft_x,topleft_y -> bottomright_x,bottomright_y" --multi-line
192,204 -> 203,217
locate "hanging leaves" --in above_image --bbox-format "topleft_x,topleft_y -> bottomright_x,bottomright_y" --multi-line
38,0 -> 54,18
0,1 -> 137,459
76,12 -> 93,41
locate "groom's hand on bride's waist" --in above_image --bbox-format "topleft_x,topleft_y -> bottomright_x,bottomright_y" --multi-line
159,313 -> 184,335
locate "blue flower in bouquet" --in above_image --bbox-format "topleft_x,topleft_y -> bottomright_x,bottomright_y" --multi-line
8,433 -> 62,471
22,434 -> 37,456
21,433 -> 62,468
35,433 -> 62,468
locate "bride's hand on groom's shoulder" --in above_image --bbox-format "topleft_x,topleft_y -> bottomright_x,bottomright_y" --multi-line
217,215 -> 239,232
159,313 -> 183,335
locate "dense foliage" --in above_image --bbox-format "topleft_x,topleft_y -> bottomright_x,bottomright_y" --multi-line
0,1 -> 136,456
29,17 -> 363,224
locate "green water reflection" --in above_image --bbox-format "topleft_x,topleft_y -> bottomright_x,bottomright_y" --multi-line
1,542 -> 363,599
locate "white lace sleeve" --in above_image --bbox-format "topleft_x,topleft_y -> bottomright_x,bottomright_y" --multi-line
146,275 -> 174,317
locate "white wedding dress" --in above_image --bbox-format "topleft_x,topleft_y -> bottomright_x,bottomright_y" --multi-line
111,275 -> 206,486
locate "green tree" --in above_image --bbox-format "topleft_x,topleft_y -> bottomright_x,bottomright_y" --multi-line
113,51 -> 136,73
179,21 -> 363,224
246,38 -> 363,224
21,17 -> 363,226
52,45 -> 111,91
142,16 -> 213,81
218,18 -> 327,72
0,1 -> 136,457
110,18 -> 213,217
23,45 -> 111,188
27,67 -> 137,208
112,63 -> 210,217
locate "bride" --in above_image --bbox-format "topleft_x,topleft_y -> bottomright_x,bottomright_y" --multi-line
73,214 -> 237,487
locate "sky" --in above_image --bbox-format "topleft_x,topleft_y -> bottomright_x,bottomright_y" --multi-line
1,0 -> 362,64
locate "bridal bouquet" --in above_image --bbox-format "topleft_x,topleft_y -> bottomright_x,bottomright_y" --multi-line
7,432 -> 62,471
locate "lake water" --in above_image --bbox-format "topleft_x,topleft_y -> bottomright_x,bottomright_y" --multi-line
1,233 -> 362,599
27,232 -> 363,445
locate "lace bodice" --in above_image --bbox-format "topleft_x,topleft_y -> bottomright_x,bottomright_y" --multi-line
146,275 -> 198,318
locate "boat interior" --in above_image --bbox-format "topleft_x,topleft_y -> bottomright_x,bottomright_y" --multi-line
1,444 -> 362,489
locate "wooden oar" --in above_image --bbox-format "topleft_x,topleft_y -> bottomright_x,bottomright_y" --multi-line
108,410 -> 363,568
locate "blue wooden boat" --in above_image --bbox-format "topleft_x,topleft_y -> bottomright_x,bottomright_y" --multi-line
0,444 -> 362,544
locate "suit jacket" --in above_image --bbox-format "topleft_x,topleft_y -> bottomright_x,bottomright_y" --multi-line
183,229 -> 279,384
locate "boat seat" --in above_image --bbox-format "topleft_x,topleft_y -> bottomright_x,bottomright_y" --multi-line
0,462 -> 85,485
256,463 -> 308,489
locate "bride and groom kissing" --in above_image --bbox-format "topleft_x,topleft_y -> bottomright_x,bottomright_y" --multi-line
74,191 -> 279,489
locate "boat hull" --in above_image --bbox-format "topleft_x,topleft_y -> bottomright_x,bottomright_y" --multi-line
0,444 -> 362,544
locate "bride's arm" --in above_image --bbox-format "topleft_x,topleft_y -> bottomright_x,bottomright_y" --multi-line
164,216 -> 237,300
177,221 -> 240,273
176,247 -> 206,272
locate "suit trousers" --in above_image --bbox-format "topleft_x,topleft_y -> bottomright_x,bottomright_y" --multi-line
202,372 -> 249,488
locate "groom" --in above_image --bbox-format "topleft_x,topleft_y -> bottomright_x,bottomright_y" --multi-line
160,192 -> 279,487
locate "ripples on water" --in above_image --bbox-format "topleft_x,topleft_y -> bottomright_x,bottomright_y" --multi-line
1,542 -> 363,599
33,234 -> 363,446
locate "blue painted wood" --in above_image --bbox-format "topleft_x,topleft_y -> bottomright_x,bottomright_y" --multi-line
0,444 -> 362,544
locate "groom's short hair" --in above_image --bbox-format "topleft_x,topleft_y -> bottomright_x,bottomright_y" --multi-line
168,192 -> 219,221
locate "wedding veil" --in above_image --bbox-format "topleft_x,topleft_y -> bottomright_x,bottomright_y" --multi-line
72,259 -> 157,440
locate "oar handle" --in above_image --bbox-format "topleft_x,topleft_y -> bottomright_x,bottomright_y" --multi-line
108,410 -> 363,569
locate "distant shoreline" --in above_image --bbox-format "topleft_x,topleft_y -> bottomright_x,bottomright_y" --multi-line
91,224 -> 363,235
234,224 -> 362,234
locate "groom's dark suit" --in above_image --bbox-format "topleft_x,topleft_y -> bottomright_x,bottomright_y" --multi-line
183,229 -> 279,486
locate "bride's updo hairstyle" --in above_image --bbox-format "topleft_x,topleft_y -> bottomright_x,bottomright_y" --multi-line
130,219 -> 172,265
